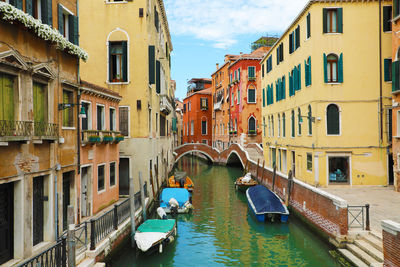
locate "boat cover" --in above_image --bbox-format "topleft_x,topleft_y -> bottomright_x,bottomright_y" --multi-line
246,185 -> 289,215
137,219 -> 176,233
135,232 -> 167,252
160,188 -> 190,208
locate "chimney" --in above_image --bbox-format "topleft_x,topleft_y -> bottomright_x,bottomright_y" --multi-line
216,63 -> 219,69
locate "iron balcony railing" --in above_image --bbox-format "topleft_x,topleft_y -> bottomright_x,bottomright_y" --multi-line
0,120 -> 58,140
18,237 -> 67,267
81,130 -> 121,144
348,204 -> 370,230
34,121 -> 58,138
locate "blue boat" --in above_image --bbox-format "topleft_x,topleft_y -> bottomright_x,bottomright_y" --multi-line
160,188 -> 193,214
246,185 -> 289,223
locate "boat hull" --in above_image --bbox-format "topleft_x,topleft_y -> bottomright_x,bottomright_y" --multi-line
168,175 -> 194,192
135,220 -> 177,255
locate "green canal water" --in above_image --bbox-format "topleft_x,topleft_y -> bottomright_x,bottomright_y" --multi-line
108,155 -> 340,266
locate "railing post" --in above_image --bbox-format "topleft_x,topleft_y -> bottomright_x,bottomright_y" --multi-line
67,205 -> 76,267
90,219 -> 96,250
113,204 -> 118,230
84,221 -> 88,247
365,204 -> 370,231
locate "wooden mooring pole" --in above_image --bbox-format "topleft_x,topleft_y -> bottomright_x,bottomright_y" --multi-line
272,163 -> 276,192
129,177 -> 136,248
256,159 -> 260,180
150,169 -> 156,200
139,172 -> 146,222
261,160 -> 265,184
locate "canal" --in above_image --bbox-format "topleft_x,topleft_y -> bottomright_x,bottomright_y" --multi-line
108,155 -> 340,266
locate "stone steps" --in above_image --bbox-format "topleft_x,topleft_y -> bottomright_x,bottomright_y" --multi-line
346,243 -> 381,266
77,258 -> 95,267
338,249 -> 369,267
360,233 -> 383,253
354,239 -> 384,262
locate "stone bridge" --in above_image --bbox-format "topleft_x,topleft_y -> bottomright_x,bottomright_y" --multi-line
173,143 -> 265,168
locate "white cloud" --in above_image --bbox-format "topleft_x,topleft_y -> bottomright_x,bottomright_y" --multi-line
164,0 -> 309,49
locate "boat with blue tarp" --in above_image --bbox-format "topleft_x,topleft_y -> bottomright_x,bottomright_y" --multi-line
246,185 -> 289,223
160,188 -> 193,214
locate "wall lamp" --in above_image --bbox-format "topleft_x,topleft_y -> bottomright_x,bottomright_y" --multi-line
58,103 -> 86,119
299,115 -> 316,124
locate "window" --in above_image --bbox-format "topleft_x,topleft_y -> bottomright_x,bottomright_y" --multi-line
191,120 -> 194,135
119,106 -> 129,136
248,86 -> 256,103
248,116 -> 256,134
28,0 -> 52,26
160,114 -> 166,136
305,56 -> 312,86
267,56 -> 272,73
154,6 -> 159,31
271,115 -> 274,137
289,26 -> 300,54
383,6 -> 392,32
231,91 -> 234,106
262,88 -> 265,107
200,98 -> 208,110
237,89 -> 240,104
97,105 -> 105,130
324,53 -> 343,83
397,110 -> 400,136
109,41 -> 128,83
262,64 -> 265,78
62,90 -> 74,127
248,67 -> 255,79
307,153 -> 312,171
328,156 -> 349,183
308,105 -> 312,135
384,58 -> 392,82
282,113 -> 286,137
33,82 -> 47,128
148,45 -> 155,84
238,68 -> 241,81
307,13 -> 311,38
276,43 -> 284,64
291,110 -> 295,137
57,4 -> 78,45
81,102 -> 91,131
278,114 -> 281,137
327,104 -> 340,135
323,8 -> 343,33
98,165 -> 105,192
110,162 -> 116,187
110,108 -> 116,131
298,108 -> 301,135
201,119 -> 207,135
395,0 -> 400,18
263,117 -> 266,137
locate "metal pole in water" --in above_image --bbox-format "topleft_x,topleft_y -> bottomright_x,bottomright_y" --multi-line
139,172 -> 147,221
129,177 -> 136,248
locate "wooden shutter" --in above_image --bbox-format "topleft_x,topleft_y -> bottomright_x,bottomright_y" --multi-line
296,26 -> 300,49
33,83 -> 45,123
122,41 -> 128,82
58,4 -> 64,35
384,58 -> 392,82
0,74 -> 14,121
280,43 -> 284,62
108,43 -> 112,82
282,76 -> 285,99
26,0 -> 33,16
394,0 -> 399,18
337,8 -> 343,33
392,61 -> 400,92
323,8 -> 327,33
148,46 -> 155,84
327,105 -> 339,135
289,33 -> 293,54
119,107 -> 129,136
307,13 -> 311,38
383,6 -> 392,32
156,60 -> 161,94
323,53 -> 328,83
262,88 -> 265,107
308,57 -> 312,86
338,53 -> 343,83
62,91 -> 69,127
276,47 -> 280,65
69,15 -> 79,45
298,64 -> 301,90
9,0 -> 23,10
41,0 -> 53,27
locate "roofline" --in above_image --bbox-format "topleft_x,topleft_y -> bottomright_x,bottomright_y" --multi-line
229,57 -> 264,69
211,60 -> 230,76
157,0 -> 173,51
183,91 -> 212,101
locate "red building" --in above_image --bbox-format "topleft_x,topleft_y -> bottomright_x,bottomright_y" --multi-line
228,47 -> 270,145
182,79 -> 212,145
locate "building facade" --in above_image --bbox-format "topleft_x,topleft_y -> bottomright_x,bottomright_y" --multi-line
261,0 -> 392,187
0,0 -> 86,264
79,81 -> 122,219
182,79 -> 212,145
174,99 -> 183,147
79,0 -> 174,202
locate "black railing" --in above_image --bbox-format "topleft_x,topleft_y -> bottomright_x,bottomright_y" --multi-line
134,191 -> 142,210
18,237 -> 66,267
34,121 -> 58,137
0,120 -> 33,136
348,204 -> 370,230
117,198 -> 131,225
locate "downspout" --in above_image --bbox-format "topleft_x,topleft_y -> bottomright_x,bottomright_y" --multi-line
77,0 -> 81,176
379,0 -> 383,142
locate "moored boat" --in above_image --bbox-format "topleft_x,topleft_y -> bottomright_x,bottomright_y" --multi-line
160,188 -> 193,214
168,171 -> 194,192
235,172 -> 258,191
246,185 -> 289,223
134,208 -> 177,254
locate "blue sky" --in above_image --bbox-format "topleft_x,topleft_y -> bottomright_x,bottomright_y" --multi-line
164,0 -> 309,100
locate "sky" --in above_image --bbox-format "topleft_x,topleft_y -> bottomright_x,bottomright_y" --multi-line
164,0 -> 309,101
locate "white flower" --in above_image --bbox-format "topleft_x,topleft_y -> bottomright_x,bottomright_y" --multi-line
0,2 -> 88,61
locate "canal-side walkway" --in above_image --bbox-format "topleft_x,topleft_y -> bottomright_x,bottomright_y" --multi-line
321,186 -> 400,232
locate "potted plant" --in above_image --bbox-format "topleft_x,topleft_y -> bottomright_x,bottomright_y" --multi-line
88,135 -> 101,143
248,130 -> 256,135
248,77 -> 256,81
114,134 -> 124,143
103,135 -> 114,143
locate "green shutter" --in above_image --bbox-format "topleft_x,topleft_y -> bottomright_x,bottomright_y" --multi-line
296,26 -> 300,49
337,8 -> 343,33
304,60 -> 308,86
307,13 -> 311,38
41,0 -> 53,27
384,58 -> 392,82
58,4 -> 64,35
393,61 -> 400,92
338,53 -> 343,83
271,84 -> 274,104
63,91 -> 69,127
323,8 -> 328,33
263,88 -> 265,107
33,83 -> 45,123
383,6 -> 392,32
122,41 -> 128,82
9,0 -> 23,10
327,105 -> 339,135
156,60 -> 161,94
282,76 -> 286,99
0,74 -> 14,121
298,64 -> 301,90
149,46 -> 155,84
324,53 -> 328,83
308,57 -> 312,86
26,0 -> 33,16
308,106 -> 312,135
108,43 -> 112,82
68,15 -> 79,45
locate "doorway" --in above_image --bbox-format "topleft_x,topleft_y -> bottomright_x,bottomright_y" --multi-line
291,151 -> 296,177
119,158 -> 130,196
33,176 -> 44,246
328,156 -> 350,184
62,172 -> 72,231
388,155 -> 394,185
81,166 -> 91,217
0,182 -> 13,265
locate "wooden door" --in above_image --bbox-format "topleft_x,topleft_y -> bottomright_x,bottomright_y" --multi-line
81,168 -> 88,217
0,73 -> 14,121
62,173 -> 70,231
33,176 -> 44,246
0,183 -> 13,264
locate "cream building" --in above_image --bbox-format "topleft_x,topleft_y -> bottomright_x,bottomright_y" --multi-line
79,0 -> 174,201
260,0 -> 392,187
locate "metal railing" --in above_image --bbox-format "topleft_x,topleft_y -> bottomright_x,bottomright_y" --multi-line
117,198 -> 131,225
348,204 -> 370,230
18,237 -> 67,267
0,120 -> 33,137
34,122 -> 58,138
81,130 -> 121,143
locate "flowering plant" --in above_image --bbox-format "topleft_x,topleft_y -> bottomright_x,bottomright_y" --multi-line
0,2 -> 88,61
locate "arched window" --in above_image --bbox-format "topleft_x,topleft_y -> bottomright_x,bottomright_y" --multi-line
327,54 -> 338,83
291,110 -> 295,137
201,118 -> 207,135
107,28 -> 129,83
248,116 -> 256,134
308,105 -> 312,135
271,115 -> 274,137
298,108 -> 302,135
278,114 -> 281,137
247,85 -> 256,103
327,104 -> 340,135
282,113 -> 286,137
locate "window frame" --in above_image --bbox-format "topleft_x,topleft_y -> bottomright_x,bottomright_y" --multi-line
119,106 -> 130,137
201,118 -> 207,135
80,100 -> 92,131
108,40 -> 129,84
109,162 -> 116,187
307,153 -> 313,172
248,116 -> 256,134
109,107 -> 116,131
97,163 -> 106,193
247,86 -> 256,104
326,103 -> 341,136
327,54 -> 339,83
96,104 -> 106,131
62,89 -> 75,129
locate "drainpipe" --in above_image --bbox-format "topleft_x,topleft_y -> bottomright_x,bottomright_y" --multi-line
77,0 -> 81,176
379,0 -> 383,142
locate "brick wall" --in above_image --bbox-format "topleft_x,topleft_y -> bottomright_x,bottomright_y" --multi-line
382,220 -> 400,267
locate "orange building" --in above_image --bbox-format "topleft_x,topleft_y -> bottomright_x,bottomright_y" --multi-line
211,55 -> 239,151
392,0 -> 399,191
79,81 -> 122,219
228,47 -> 270,146
182,79 -> 212,145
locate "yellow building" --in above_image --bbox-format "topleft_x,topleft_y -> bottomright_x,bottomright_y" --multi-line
79,0 -> 174,201
260,0 -> 392,187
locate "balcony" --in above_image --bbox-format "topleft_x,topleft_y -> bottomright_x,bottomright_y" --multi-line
160,95 -> 173,115
0,120 -> 58,143
82,130 -> 123,145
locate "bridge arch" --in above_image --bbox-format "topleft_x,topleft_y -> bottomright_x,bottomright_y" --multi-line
174,150 -> 214,164
226,150 -> 245,168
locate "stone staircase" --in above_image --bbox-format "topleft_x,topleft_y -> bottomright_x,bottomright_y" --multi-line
338,231 -> 384,267
244,144 -> 264,163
